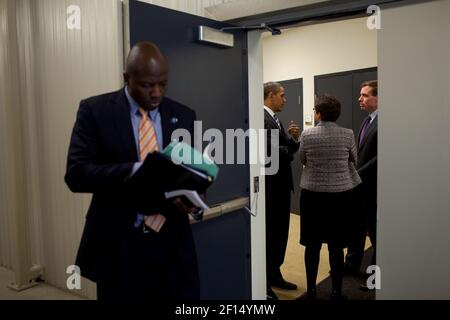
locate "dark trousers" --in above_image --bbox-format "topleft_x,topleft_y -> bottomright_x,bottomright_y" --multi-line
96,227 -> 200,301
345,184 -> 377,271
265,185 -> 291,285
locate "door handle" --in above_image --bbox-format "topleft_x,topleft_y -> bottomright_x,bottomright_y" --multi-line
190,197 -> 249,223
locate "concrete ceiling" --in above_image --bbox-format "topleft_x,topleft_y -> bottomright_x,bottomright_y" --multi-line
205,0 -> 332,21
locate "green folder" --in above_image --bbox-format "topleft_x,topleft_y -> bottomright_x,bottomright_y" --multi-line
162,142 -> 219,180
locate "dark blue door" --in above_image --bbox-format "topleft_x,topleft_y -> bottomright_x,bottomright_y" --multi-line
128,0 -> 251,299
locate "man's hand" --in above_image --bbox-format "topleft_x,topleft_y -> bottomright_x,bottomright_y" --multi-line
288,121 -> 300,140
172,196 -> 199,215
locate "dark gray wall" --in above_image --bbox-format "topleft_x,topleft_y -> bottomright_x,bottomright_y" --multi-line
378,0 -> 450,299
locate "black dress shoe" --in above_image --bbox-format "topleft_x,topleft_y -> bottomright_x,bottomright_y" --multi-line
272,278 -> 298,290
267,288 -> 278,300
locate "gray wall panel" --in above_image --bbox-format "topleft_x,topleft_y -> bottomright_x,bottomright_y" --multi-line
378,0 -> 450,299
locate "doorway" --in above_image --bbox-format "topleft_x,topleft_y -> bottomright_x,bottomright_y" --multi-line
262,16 -> 377,300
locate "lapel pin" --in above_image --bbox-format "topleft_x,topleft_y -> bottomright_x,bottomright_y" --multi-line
170,117 -> 179,124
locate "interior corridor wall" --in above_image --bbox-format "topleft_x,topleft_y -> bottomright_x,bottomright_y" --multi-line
0,0 -> 123,299
262,17 -> 377,129
378,0 -> 450,299
136,0 -> 231,18
0,0 -> 22,271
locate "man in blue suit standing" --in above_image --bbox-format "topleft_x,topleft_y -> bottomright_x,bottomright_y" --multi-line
65,42 -> 199,300
345,80 -> 378,288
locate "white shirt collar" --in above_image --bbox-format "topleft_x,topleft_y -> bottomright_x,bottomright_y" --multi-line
264,105 -> 276,118
369,109 -> 378,122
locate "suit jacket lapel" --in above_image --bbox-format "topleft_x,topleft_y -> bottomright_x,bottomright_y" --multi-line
113,89 -> 138,161
264,109 -> 289,142
264,109 -> 279,129
159,98 -> 177,149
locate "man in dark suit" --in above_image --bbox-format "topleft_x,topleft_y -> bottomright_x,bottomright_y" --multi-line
65,42 -> 199,300
263,82 -> 300,300
345,80 -> 378,284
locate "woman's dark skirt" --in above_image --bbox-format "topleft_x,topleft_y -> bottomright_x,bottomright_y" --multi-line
300,188 -> 357,247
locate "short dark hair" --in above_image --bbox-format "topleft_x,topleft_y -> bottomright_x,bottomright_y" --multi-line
361,80 -> 377,97
314,95 -> 341,122
264,82 -> 282,100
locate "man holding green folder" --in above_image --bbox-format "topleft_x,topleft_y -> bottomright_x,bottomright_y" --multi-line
65,42 -> 202,300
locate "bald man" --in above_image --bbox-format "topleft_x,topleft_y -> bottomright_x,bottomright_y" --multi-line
65,42 -> 199,300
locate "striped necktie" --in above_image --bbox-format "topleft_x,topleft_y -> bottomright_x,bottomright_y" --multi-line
273,114 -> 281,128
139,108 -> 166,233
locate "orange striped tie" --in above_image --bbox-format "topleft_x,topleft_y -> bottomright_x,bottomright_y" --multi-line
139,108 -> 166,232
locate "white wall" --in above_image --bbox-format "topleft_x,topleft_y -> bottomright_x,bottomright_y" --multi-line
34,0 -> 123,299
378,0 -> 450,299
137,0 -> 228,18
0,0 -> 123,299
263,17 -> 377,128
0,0 -> 23,272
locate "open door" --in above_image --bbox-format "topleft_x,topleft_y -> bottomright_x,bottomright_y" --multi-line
126,0 -> 252,299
